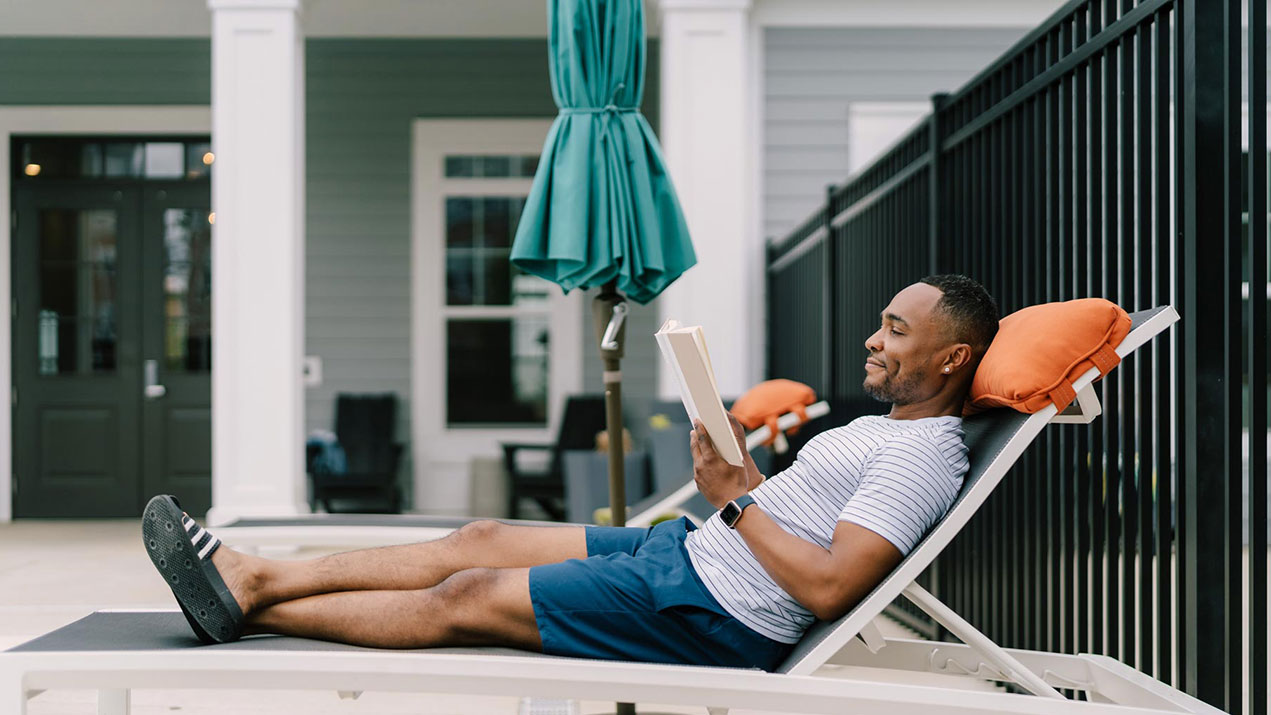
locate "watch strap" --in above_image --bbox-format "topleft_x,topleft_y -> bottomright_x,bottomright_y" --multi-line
723,493 -> 757,528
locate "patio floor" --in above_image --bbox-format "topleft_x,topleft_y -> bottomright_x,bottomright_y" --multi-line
0,519 -> 1000,714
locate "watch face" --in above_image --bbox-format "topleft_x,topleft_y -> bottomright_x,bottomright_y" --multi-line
720,501 -> 741,527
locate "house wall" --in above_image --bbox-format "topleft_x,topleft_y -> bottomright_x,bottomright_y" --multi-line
762,27 -> 1033,243
0,37 -> 664,512
0,38 -> 210,102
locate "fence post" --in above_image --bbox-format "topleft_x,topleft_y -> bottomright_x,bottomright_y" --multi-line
1177,0 -> 1242,709
929,93 -> 949,275
822,184 -> 836,400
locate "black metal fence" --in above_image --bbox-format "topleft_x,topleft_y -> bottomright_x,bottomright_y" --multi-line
765,0 -> 1269,712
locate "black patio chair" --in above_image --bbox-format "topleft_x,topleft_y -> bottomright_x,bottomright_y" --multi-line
310,393 -> 405,514
501,394 -> 607,520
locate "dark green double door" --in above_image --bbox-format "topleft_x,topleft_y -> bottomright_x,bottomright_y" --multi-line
13,183 -> 212,517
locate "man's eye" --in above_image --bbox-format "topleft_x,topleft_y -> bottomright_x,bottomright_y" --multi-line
890,328 -> 903,336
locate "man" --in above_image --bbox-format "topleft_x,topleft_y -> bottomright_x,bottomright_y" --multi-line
142,274 -> 998,671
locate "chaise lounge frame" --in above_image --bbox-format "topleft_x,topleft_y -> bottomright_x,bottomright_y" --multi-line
0,306 -> 1223,715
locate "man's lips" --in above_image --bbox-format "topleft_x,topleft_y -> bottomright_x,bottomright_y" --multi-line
865,358 -> 884,371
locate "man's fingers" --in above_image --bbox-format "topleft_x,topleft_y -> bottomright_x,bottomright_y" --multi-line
693,420 -> 715,451
726,413 -> 747,442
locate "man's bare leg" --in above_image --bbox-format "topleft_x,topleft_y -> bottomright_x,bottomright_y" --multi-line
213,520 -> 587,616
244,566 -> 541,650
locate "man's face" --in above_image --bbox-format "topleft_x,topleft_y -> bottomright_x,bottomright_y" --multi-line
862,283 -> 949,405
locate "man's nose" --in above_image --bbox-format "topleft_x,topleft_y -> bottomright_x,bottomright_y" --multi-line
864,328 -> 883,353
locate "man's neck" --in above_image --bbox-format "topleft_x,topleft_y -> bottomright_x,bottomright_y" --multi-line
887,391 -> 967,421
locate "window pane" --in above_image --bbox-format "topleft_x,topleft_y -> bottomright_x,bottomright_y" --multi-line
483,198 -> 522,248
186,142 -> 213,179
511,269 -> 552,307
445,156 -> 475,177
446,198 -> 474,248
447,317 -> 548,425
478,156 -> 510,177
479,250 -> 511,305
446,251 -> 475,305
37,209 -> 117,375
145,142 -> 184,179
163,209 -> 213,372
444,155 -> 539,178
15,138 -> 210,181
104,143 -> 142,178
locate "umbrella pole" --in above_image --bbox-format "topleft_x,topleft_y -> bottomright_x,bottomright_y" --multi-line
592,283 -> 629,528
592,283 -> 636,715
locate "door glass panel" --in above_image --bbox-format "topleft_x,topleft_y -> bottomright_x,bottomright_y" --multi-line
446,317 -> 548,425
37,209 -> 117,375
163,209 -> 213,372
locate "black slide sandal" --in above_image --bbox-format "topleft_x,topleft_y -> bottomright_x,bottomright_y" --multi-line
142,495 -> 245,644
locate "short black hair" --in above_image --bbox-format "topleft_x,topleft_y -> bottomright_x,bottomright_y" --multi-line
919,274 -> 999,353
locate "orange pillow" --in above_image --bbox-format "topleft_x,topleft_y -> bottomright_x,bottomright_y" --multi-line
966,298 -> 1131,414
731,379 -> 817,446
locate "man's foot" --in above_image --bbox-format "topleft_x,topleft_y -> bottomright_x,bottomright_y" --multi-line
142,495 -> 246,644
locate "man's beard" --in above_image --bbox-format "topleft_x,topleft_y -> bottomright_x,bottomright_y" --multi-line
862,368 -> 924,405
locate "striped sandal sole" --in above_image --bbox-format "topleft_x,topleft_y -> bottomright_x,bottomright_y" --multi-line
142,494 -> 244,644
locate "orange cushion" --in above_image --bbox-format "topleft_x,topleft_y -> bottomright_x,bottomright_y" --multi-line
967,298 -> 1131,414
731,379 -> 818,446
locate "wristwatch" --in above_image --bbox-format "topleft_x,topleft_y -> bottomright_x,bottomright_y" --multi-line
719,494 -> 757,529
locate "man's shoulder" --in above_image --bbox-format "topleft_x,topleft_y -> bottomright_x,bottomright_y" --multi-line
852,415 -> 968,468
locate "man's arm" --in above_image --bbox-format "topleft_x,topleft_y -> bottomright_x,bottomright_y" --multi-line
691,417 -> 901,621
731,508 -> 901,621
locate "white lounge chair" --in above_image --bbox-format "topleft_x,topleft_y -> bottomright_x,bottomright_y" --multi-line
1,306 -> 1218,715
210,401 -> 831,551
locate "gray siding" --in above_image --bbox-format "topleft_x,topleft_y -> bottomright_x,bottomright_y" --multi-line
0,37 -> 663,504
0,38 -> 210,103
764,27 -> 1031,242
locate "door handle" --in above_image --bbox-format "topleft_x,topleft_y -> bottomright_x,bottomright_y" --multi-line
144,359 -> 167,399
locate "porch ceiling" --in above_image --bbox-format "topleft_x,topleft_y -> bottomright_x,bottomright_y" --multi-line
0,0 -> 660,37
0,0 -> 1075,39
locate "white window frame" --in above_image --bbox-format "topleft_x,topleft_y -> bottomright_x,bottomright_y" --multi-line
411,118 -> 582,512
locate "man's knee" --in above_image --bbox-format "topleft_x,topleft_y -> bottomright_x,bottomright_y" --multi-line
430,567 -> 517,640
453,519 -> 505,546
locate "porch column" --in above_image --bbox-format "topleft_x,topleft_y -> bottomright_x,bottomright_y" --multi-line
206,0 -> 306,523
655,0 -> 756,399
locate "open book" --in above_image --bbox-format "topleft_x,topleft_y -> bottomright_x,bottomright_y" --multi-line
654,319 -> 746,467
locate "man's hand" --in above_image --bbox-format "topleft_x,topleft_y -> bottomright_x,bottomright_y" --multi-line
690,414 -> 764,509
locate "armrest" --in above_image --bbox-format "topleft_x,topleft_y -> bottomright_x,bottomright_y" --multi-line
501,442 -> 553,453
502,442 -> 554,478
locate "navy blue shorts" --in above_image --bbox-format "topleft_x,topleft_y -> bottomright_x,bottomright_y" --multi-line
527,517 -> 792,670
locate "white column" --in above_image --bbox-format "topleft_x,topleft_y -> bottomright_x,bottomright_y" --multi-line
206,0 -> 306,523
655,0 -> 757,399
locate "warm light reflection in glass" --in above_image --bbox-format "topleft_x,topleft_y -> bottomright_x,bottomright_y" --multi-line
24,164 -> 41,176
202,152 -> 215,166
207,212 -> 216,225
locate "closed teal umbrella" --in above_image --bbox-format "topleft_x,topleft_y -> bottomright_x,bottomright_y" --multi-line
512,0 -> 695,305
512,0 -> 696,536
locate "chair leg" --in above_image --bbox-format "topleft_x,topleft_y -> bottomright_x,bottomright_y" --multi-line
901,582 -> 1064,699
508,486 -> 520,520
97,688 -> 130,715
0,666 -> 28,715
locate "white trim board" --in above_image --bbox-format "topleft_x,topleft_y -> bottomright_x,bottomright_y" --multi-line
410,118 -> 583,516
0,105 -> 212,523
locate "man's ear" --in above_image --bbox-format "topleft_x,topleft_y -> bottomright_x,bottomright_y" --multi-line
943,344 -> 973,373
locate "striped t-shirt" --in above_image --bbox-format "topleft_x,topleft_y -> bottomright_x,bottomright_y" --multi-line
683,414 -> 969,643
